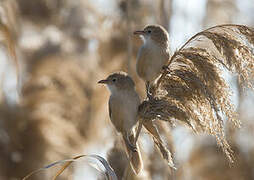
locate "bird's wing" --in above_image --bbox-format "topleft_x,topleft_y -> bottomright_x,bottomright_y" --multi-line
139,24 -> 254,163
108,96 -> 124,132
136,46 -> 148,80
108,100 -> 112,119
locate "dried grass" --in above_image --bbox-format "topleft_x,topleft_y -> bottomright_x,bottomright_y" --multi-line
22,154 -> 117,180
187,142 -> 254,180
139,24 -> 254,163
107,141 -> 150,180
107,142 -> 129,179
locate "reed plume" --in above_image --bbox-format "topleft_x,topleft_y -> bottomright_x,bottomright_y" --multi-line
139,24 -> 254,163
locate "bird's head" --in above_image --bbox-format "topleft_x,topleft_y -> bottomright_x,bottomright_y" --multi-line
98,71 -> 135,94
134,24 -> 169,46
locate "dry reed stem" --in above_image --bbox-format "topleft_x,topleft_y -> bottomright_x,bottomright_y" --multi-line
139,24 -> 254,163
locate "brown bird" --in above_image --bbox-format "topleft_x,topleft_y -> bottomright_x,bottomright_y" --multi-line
134,25 -> 170,98
98,72 -> 143,174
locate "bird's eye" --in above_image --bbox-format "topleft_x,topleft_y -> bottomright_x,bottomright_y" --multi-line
147,30 -> 151,33
112,78 -> 117,82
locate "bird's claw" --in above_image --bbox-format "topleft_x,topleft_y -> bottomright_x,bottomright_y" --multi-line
127,141 -> 138,152
162,65 -> 171,73
147,91 -> 153,100
162,65 -> 169,70
145,82 -> 154,100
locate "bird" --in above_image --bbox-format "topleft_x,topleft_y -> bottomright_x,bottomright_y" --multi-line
134,24 -> 170,98
98,71 -> 143,174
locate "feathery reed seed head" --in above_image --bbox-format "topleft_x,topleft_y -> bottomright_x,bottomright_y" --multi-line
139,24 -> 254,163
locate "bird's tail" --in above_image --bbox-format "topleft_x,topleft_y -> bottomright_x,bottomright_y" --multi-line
123,129 -> 143,174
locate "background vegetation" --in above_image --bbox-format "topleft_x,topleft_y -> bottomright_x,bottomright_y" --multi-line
0,0 -> 253,179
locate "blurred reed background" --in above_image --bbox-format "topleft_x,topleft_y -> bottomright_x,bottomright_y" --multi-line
0,0 -> 253,179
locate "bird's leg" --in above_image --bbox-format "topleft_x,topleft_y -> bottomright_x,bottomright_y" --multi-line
162,65 -> 169,71
146,81 -> 153,100
123,132 -> 137,152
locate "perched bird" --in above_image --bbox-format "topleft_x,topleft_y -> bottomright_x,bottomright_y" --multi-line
134,25 -> 170,97
98,72 -> 143,174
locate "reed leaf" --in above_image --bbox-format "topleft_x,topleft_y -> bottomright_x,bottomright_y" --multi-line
22,154 -> 117,180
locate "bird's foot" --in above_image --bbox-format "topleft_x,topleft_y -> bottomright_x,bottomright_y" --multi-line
162,65 -> 171,73
162,65 -> 169,71
146,91 -> 153,100
128,142 -> 138,152
123,132 -> 138,152
146,81 -> 154,100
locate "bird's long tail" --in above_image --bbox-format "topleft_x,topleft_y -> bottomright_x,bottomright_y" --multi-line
123,129 -> 143,174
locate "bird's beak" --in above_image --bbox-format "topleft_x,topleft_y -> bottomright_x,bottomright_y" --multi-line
98,79 -> 109,84
133,30 -> 145,35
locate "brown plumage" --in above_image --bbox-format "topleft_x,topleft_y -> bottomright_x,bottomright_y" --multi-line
98,72 -> 143,174
134,25 -> 170,96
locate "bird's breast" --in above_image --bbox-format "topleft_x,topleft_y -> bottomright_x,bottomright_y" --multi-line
109,92 -> 139,132
137,44 -> 169,82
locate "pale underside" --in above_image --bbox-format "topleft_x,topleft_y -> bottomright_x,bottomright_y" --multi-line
136,38 -> 170,82
108,90 -> 140,133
